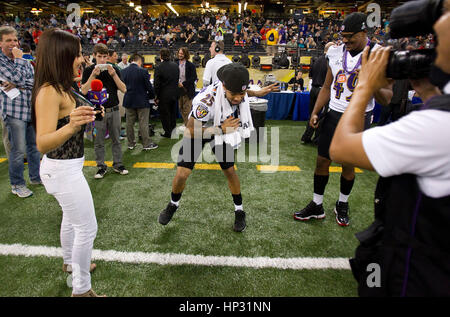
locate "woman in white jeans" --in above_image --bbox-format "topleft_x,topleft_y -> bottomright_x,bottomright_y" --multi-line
32,29 -> 104,297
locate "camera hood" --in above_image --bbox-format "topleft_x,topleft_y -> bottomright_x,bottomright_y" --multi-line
389,0 -> 444,39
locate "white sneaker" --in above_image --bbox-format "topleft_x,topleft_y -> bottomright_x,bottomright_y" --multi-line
178,125 -> 186,132
11,185 -> 33,198
113,166 -> 129,175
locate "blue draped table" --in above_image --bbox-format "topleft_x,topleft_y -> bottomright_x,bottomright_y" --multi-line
260,91 -> 296,120
292,92 -> 311,121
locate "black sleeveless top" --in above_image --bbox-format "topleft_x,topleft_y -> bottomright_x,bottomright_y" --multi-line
46,91 -> 91,160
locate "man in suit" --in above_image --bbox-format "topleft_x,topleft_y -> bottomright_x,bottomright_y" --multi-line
121,53 -> 158,151
154,48 -> 179,138
176,47 -> 198,128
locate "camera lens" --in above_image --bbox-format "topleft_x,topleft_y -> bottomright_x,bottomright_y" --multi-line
386,49 -> 435,80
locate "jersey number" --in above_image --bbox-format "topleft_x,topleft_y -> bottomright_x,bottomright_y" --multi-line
200,94 -> 214,107
333,70 -> 358,101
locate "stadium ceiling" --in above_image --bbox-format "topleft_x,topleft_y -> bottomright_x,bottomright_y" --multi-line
2,0 -> 408,14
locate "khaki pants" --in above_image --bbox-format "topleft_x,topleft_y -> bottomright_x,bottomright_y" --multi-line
125,108 -> 152,148
178,95 -> 193,126
118,91 -> 125,118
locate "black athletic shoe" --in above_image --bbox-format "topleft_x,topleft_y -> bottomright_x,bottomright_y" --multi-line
233,210 -> 246,232
94,167 -> 107,179
334,201 -> 350,227
293,200 -> 325,221
159,202 -> 178,225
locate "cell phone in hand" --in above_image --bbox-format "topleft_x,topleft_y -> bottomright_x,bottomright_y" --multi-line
96,64 -> 108,71
93,105 -> 103,121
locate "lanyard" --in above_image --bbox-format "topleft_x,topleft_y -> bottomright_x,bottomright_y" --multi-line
342,40 -> 370,74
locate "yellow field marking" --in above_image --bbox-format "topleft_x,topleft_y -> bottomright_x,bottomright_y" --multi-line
133,162 -> 175,169
84,161 -> 113,167
194,164 -> 238,170
329,166 -> 363,173
0,158 -> 7,163
257,165 -> 301,172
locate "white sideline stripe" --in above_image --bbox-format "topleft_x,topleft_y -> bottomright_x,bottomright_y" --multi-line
0,243 -> 351,270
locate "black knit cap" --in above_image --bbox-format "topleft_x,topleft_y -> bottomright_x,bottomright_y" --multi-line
341,12 -> 368,34
217,63 -> 250,93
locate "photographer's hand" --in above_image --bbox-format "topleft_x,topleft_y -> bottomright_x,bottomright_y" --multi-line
356,47 -> 391,95
356,46 -> 392,95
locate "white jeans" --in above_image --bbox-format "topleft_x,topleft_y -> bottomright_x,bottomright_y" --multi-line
40,155 -> 98,294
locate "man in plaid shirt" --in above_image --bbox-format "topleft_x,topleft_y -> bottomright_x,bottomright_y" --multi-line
0,26 -> 41,198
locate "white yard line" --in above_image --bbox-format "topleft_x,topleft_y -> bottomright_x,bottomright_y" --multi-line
0,243 -> 351,270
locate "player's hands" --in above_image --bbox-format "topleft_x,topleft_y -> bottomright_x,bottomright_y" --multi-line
309,113 -> 319,129
357,46 -> 392,93
69,106 -> 96,132
221,116 -> 241,134
252,83 -> 279,97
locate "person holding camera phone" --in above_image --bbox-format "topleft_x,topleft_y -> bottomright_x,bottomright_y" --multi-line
81,43 -> 128,179
330,0 -> 450,296
293,13 -> 393,227
33,29 -> 105,297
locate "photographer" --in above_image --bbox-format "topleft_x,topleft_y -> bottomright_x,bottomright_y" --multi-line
329,3 -> 450,296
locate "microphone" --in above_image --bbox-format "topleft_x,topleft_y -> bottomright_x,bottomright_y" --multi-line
87,79 -> 107,121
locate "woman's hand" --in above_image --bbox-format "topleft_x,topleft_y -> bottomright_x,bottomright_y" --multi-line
69,106 -> 96,132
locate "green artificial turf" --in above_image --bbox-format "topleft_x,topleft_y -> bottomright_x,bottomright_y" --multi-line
0,119 -> 378,297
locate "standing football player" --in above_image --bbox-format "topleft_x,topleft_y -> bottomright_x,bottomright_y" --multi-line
158,63 -> 278,232
293,13 -> 392,226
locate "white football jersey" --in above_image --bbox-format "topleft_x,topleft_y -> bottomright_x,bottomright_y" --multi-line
189,81 -> 238,128
326,43 -> 381,113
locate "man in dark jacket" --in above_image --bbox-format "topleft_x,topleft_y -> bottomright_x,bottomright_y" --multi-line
154,48 -> 180,137
121,53 -> 158,150
176,47 -> 198,127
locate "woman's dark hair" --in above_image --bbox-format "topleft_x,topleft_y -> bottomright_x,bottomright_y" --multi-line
31,29 -> 81,126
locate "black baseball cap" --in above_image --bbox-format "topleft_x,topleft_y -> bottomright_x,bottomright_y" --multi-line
341,12 -> 367,34
217,63 -> 250,93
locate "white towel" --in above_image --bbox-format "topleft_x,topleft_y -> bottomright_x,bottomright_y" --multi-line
214,83 -> 254,149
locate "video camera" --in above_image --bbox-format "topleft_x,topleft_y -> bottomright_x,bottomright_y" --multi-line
386,0 -> 445,79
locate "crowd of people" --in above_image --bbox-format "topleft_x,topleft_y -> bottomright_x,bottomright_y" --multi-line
0,9 -> 407,56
